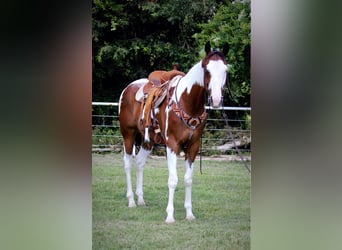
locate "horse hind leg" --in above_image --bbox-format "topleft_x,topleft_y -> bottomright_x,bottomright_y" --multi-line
123,136 -> 137,208
124,151 -> 136,207
135,147 -> 151,206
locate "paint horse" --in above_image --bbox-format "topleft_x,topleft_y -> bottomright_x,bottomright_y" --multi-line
119,41 -> 229,223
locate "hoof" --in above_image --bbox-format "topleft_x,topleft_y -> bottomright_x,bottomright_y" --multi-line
128,201 -> 136,208
137,197 -> 145,206
137,200 -> 146,206
186,214 -> 196,221
165,217 -> 175,224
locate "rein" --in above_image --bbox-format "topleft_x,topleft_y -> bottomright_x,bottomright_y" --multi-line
198,74 -> 251,174
222,111 -> 251,173
199,109 -> 251,174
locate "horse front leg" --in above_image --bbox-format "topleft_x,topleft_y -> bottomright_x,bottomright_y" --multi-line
184,160 -> 195,220
165,147 -> 178,223
135,147 -> 151,206
123,151 -> 136,208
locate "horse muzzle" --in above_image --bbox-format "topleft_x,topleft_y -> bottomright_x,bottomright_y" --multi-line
209,96 -> 223,108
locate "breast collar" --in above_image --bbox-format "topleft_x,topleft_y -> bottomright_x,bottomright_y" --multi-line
168,76 -> 207,130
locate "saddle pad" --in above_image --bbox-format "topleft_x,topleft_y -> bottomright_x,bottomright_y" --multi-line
169,75 -> 183,88
134,75 -> 182,102
134,78 -> 149,102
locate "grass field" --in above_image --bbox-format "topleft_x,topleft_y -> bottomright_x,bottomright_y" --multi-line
92,153 -> 250,249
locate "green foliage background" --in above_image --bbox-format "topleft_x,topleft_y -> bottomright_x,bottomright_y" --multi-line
92,0 -> 250,106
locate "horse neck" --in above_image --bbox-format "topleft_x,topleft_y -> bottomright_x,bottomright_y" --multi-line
182,61 -> 204,87
175,61 -> 206,116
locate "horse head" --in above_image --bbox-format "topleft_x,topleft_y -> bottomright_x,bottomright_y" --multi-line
202,41 -> 229,108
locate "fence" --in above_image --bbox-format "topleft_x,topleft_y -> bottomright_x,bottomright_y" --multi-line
92,102 -> 251,157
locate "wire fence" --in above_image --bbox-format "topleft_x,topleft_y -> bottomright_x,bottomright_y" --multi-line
92,102 -> 251,157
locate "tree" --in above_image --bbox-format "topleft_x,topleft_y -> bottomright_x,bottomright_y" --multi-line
92,0 -> 220,101
92,0 -> 250,107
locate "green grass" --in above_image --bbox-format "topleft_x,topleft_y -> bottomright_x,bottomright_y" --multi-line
92,153 -> 250,249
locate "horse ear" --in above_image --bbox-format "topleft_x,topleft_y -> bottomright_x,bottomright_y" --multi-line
222,42 -> 229,57
205,41 -> 211,54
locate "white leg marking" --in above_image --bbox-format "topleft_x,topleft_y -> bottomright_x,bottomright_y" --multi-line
144,127 -> 150,143
124,152 -> 136,207
184,160 -> 195,221
133,145 -> 136,158
165,147 -> 178,223
165,107 -> 170,141
136,147 -> 151,206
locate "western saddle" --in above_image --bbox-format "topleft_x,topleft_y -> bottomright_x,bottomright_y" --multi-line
139,65 -> 185,143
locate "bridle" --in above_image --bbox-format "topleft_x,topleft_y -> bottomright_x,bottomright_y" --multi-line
169,50 -> 228,130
